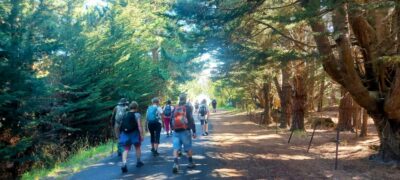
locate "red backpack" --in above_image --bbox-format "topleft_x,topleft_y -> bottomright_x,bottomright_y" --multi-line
173,105 -> 188,130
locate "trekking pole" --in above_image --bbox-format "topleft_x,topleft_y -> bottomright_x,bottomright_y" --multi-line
288,120 -> 297,143
335,128 -> 340,170
307,123 -> 318,153
288,129 -> 294,143
276,118 -> 278,134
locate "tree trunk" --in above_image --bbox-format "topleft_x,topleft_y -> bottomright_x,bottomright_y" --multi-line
338,92 -> 353,131
262,82 -> 272,125
274,66 -> 292,128
291,73 -> 306,130
329,84 -> 337,107
352,101 -> 362,131
360,108 -> 368,137
369,115 -> 400,162
317,74 -> 325,112
300,0 -> 400,161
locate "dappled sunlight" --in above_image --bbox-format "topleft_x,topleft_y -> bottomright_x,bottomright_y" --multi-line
254,154 -> 314,161
220,121 -> 256,126
212,168 -> 246,178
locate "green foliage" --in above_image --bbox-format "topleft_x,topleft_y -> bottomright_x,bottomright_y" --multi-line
0,0 -> 204,178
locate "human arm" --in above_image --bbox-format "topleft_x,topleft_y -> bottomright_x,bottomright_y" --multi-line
136,113 -> 144,141
186,105 -> 196,138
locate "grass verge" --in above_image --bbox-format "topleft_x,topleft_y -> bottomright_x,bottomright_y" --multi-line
22,141 -> 114,180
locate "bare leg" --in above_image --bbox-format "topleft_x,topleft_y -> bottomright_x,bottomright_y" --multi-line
122,149 -> 128,164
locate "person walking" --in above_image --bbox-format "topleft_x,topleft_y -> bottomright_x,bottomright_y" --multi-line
162,99 -> 174,137
194,100 -> 199,113
146,97 -> 163,156
119,101 -> 144,173
211,99 -> 217,113
171,94 -> 197,173
198,99 -> 210,136
110,98 -> 128,156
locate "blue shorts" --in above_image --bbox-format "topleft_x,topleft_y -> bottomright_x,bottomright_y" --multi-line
119,131 -> 141,150
172,130 -> 192,151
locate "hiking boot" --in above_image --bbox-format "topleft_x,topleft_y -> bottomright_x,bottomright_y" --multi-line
172,163 -> 179,174
177,151 -> 182,157
121,165 -> 128,173
118,152 -> 122,157
151,148 -> 155,153
187,162 -> 196,169
202,133 -> 206,136
205,132 -> 209,136
136,161 -> 144,168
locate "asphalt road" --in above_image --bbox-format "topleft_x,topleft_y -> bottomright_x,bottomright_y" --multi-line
69,115 -> 222,180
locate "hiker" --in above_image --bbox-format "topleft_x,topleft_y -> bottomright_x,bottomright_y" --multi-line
146,97 -> 163,156
171,93 -> 196,173
211,99 -> 217,113
110,98 -> 129,156
198,99 -> 210,136
119,101 -> 144,173
162,99 -> 174,137
194,100 -> 199,113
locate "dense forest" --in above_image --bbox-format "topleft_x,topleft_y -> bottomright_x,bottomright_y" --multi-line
1,0 -> 399,178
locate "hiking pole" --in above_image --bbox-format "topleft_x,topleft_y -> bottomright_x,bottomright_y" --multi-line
288,120 -> 297,143
307,123 -> 318,153
288,129 -> 294,143
335,128 -> 340,170
276,119 -> 278,134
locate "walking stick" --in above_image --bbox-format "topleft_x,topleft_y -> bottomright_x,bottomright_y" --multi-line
288,120 -> 297,144
307,123 -> 319,152
335,128 -> 340,170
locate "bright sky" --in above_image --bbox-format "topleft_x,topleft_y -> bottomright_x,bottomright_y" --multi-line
84,0 -> 107,9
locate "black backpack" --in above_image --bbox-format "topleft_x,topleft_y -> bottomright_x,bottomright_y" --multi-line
199,105 -> 207,116
164,105 -> 172,117
120,112 -> 139,133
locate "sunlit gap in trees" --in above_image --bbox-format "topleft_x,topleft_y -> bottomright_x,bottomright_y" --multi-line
83,0 -> 108,10
192,52 -> 219,104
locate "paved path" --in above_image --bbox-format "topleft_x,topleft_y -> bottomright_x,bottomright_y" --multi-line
69,113 -> 224,180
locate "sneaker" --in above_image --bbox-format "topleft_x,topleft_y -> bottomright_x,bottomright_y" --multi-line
202,133 -> 206,136
205,132 -> 209,136
121,165 -> 128,173
172,163 -> 179,174
136,161 -> 144,168
118,152 -> 122,157
151,148 -> 155,153
177,151 -> 182,157
153,150 -> 160,156
187,162 -> 196,169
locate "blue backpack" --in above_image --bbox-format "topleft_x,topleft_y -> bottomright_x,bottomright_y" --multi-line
147,106 -> 158,122
164,105 -> 172,117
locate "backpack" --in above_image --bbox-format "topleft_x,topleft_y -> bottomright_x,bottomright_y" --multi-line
115,105 -> 127,125
164,105 -> 172,117
147,106 -> 159,123
120,112 -> 138,133
212,100 -> 217,105
199,105 -> 207,116
173,105 -> 188,130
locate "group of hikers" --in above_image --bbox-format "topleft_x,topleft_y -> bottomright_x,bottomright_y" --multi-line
110,94 -> 217,173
